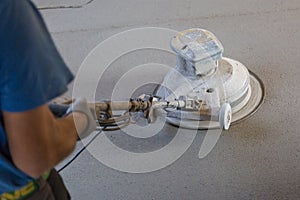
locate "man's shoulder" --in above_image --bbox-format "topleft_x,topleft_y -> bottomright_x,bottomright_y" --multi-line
0,0 -> 33,11
0,0 -> 11,10
0,0 -> 29,16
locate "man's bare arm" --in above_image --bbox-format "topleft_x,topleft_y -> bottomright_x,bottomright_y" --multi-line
3,104 -> 83,178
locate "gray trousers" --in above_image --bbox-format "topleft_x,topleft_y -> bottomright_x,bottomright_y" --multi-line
26,169 -> 70,200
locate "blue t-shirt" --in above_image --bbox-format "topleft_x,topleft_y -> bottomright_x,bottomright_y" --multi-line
0,0 -> 74,194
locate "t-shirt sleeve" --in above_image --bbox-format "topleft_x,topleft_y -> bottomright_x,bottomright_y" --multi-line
0,0 -> 74,112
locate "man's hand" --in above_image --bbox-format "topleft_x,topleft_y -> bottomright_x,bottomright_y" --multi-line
65,98 -> 97,139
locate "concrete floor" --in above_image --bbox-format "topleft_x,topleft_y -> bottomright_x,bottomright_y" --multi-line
35,0 -> 300,199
